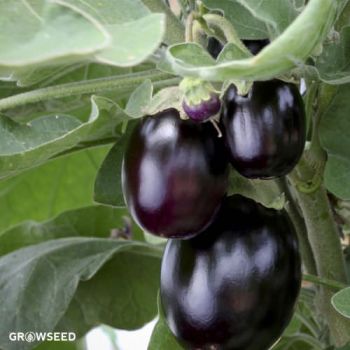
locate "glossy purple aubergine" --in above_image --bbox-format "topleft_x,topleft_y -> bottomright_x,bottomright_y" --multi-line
122,108 -> 229,239
182,93 -> 221,122
220,80 -> 306,179
161,194 -> 301,350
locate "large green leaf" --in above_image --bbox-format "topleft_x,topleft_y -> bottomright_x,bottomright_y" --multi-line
0,0 -> 166,72
56,249 -> 160,336
0,1 -> 109,69
0,237 -> 162,350
0,95 -> 126,179
0,146 -> 109,234
319,84 -> 350,200
61,0 -> 166,67
316,26 -> 350,84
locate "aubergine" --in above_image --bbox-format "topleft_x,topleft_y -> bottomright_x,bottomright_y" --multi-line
220,80 -> 306,178
161,194 -> 301,350
122,108 -> 229,238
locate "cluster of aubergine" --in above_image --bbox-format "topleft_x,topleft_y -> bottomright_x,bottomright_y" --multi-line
122,39 -> 305,350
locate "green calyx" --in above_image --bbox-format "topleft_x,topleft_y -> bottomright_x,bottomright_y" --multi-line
179,77 -> 216,106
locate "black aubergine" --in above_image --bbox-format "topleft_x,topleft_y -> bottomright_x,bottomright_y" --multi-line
221,80 -> 306,178
122,108 -> 228,239
161,195 -> 301,350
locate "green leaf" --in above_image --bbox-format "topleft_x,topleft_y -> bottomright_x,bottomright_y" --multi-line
0,237 -> 162,350
202,0 -> 300,39
0,1 -> 109,69
229,171 -> 285,209
148,317 -> 182,350
319,84 -> 350,200
148,296 -> 182,350
0,205 -> 131,257
96,14 -> 165,67
0,146 -> 109,234
56,246 -> 161,336
332,287 -> 350,319
63,0 -> 165,67
316,26 -> 350,84
0,95 -> 126,179
0,0 -> 166,73
164,0 -> 337,81
201,0 -> 268,39
94,125 -> 136,207
125,80 -> 153,118
142,0 -> 184,45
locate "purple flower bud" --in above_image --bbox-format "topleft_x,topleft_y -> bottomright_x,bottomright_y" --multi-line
183,93 -> 221,122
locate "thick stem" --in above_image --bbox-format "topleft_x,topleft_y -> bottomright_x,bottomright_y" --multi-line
289,162 -> 350,346
276,177 -> 317,275
0,72 -> 177,112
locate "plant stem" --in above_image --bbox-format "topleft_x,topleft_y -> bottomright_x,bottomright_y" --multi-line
202,14 -> 250,55
276,177 -> 317,275
303,273 -> 347,290
0,70 -> 175,112
288,81 -> 350,345
289,172 -> 350,345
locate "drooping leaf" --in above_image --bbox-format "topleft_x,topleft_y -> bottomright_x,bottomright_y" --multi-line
0,237 -> 162,350
0,0 -> 166,78
0,95 -> 126,179
62,0 -> 166,67
0,1 -> 109,69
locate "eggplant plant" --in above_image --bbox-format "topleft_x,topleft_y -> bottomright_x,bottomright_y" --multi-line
0,1 -> 349,350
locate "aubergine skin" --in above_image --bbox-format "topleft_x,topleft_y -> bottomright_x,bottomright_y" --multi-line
122,108 -> 229,239
220,80 -> 306,179
161,195 -> 301,350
